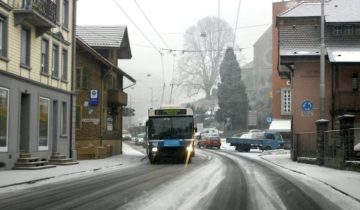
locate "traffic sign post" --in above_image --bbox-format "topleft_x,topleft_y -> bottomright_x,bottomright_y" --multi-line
301,100 -> 313,117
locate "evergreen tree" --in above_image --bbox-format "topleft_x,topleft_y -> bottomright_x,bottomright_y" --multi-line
216,48 -> 248,131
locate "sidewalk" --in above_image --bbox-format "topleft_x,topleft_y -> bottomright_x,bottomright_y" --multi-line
0,143 -> 146,190
260,151 -> 360,202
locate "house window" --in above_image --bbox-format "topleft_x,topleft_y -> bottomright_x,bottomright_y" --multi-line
333,26 -> 342,36
343,25 -> 354,36
0,87 -> 9,152
62,0 -> 69,29
281,87 -> 291,115
41,39 -> 49,74
20,27 -> 30,66
52,0 -> 60,23
76,67 -> 89,89
52,44 -> 59,78
0,16 -> 8,58
61,101 -> 67,135
39,97 -> 50,151
61,49 -> 68,81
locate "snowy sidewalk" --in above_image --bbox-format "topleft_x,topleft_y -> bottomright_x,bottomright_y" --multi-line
221,139 -> 360,202
0,143 -> 146,189
260,151 -> 360,202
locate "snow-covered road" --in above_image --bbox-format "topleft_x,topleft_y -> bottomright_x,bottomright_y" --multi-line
0,142 -> 359,210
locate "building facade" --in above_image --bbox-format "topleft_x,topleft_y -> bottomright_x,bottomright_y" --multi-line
75,26 -> 134,158
0,0 -> 75,169
277,0 -> 360,156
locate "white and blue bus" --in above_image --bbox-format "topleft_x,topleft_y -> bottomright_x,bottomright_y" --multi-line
145,106 -> 195,164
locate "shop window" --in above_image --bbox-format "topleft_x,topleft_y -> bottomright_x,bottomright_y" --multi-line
39,97 -> 50,150
0,87 -> 9,152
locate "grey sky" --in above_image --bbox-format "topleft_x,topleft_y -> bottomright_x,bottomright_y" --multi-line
77,0 -> 279,125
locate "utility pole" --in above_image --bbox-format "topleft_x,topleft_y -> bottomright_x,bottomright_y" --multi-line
319,0 -> 325,119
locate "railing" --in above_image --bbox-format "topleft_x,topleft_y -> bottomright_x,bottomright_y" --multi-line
107,89 -> 128,106
12,0 -> 57,24
324,130 -> 341,162
348,128 -> 360,160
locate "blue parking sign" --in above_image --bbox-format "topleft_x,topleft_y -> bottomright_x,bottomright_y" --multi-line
89,89 -> 99,106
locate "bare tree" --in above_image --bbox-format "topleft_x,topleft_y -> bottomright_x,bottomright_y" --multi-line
177,16 -> 234,99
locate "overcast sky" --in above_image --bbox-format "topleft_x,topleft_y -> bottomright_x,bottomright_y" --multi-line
77,0 -> 280,125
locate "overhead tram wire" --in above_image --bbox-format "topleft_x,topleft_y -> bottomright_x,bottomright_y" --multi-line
233,0 -> 242,48
132,0 -> 169,103
218,0 -> 220,53
133,0 -> 170,49
112,0 -> 160,54
113,0 -> 169,106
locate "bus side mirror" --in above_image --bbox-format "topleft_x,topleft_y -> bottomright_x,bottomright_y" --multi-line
145,120 -> 149,127
194,128 -> 197,132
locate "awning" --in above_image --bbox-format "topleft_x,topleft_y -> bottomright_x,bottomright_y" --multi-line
268,119 -> 291,132
327,47 -> 360,63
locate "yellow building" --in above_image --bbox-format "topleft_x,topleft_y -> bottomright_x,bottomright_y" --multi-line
0,0 -> 76,169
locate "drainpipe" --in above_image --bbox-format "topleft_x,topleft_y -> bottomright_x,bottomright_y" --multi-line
70,0 -> 77,159
319,0 -> 325,119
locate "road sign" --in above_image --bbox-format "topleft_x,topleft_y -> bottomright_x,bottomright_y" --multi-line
89,89 -> 99,106
302,100 -> 313,112
266,116 -> 272,124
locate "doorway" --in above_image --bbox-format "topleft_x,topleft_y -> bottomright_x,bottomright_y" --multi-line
52,100 -> 58,153
20,93 -> 30,153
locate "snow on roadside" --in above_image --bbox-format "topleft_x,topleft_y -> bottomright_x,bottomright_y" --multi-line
0,142 -> 145,193
261,153 -> 360,201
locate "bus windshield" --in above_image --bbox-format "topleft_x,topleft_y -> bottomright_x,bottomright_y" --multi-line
148,116 -> 193,140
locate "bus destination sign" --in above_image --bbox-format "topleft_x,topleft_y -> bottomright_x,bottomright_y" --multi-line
155,109 -> 187,116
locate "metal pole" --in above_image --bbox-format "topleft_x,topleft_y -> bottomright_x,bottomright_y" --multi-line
320,0 -> 325,119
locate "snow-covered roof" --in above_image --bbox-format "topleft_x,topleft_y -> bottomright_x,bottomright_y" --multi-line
280,0 -> 360,23
327,47 -> 360,62
77,25 -> 128,48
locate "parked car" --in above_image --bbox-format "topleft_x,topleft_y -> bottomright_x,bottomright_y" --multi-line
198,135 -> 221,149
135,133 -> 146,147
122,130 -> 132,141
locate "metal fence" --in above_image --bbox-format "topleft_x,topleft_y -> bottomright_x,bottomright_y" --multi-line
349,128 -> 360,160
324,130 -> 342,163
296,128 -> 360,167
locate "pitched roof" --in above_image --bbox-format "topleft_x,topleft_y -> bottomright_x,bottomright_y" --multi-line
280,0 -> 360,23
76,37 -> 135,83
76,25 -> 128,48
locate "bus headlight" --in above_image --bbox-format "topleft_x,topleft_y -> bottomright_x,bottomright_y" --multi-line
152,147 -> 158,152
186,146 -> 193,152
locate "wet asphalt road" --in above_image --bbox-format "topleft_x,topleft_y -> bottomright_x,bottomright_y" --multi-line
0,145 -> 354,210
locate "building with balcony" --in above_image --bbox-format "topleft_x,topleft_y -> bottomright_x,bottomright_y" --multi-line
277,0 -> 360,155
0,0 -> 75,169
75,26 -> 135,158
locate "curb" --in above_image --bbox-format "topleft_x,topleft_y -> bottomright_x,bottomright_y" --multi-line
0,163 -> 123,189
260,155 -> 360,203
